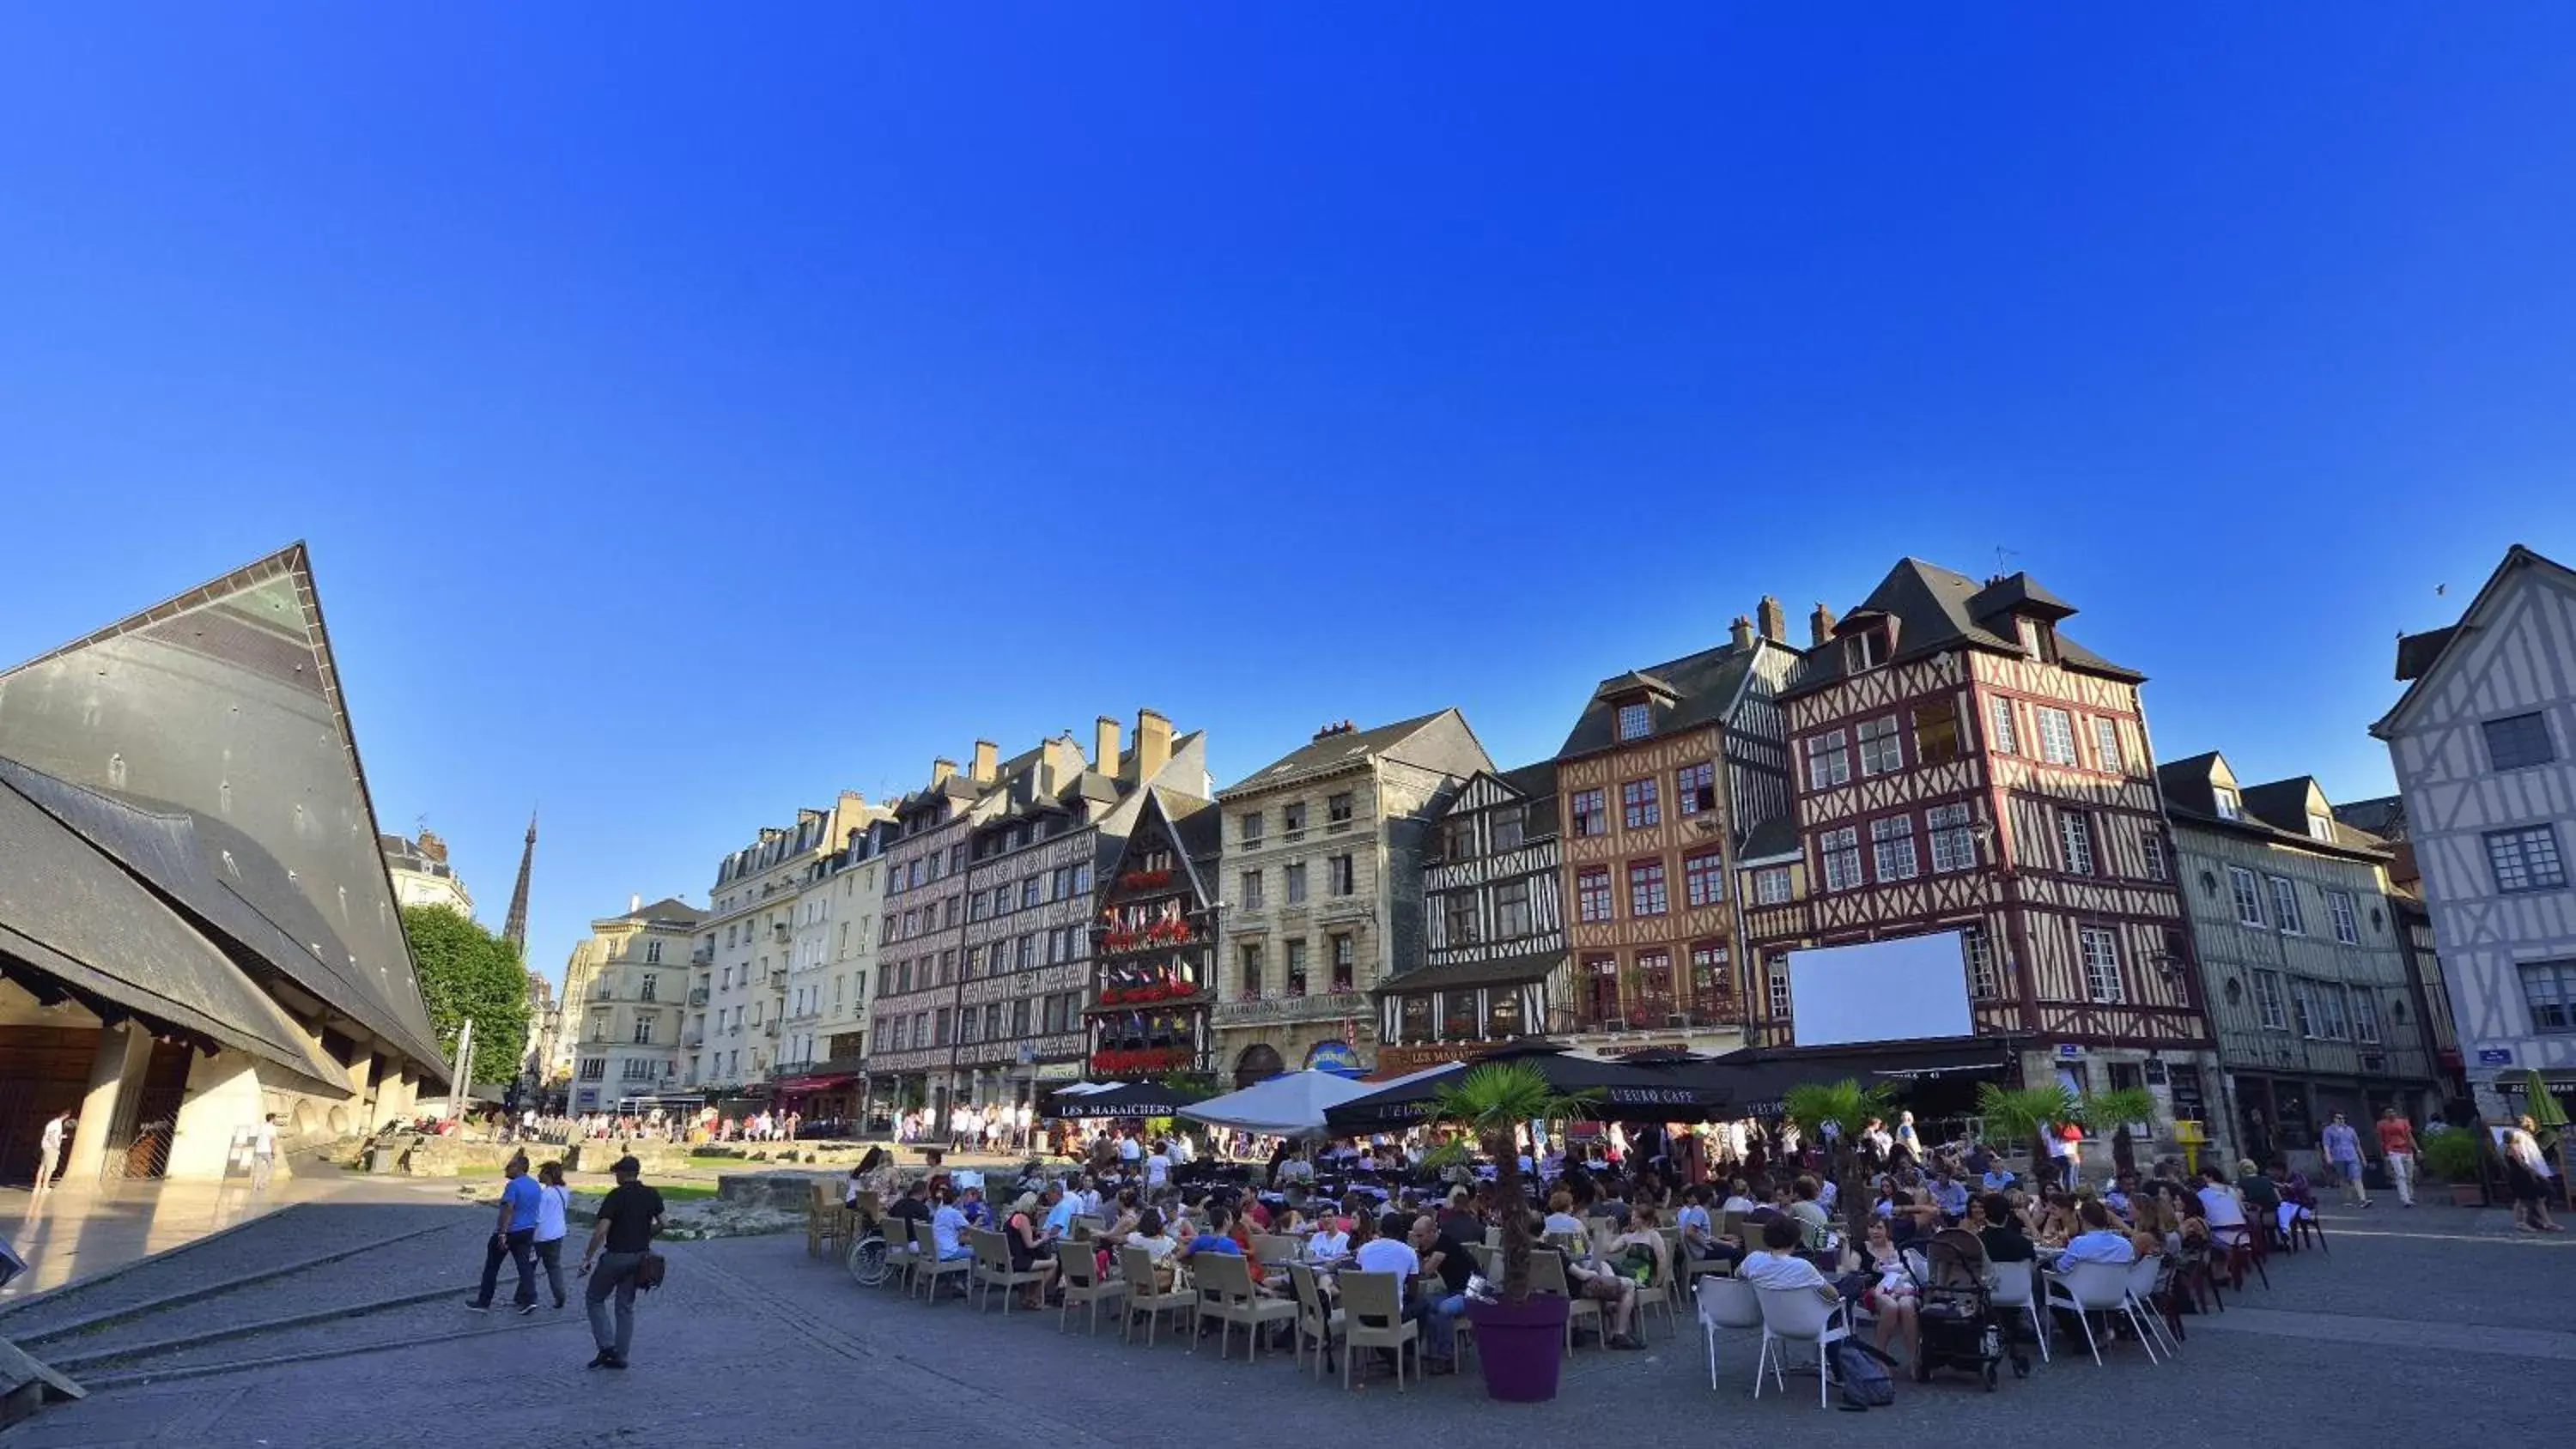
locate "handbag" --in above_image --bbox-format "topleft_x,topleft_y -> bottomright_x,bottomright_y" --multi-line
635,1251 -> 668,1291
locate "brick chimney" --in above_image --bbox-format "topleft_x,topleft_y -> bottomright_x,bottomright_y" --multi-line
629,892 -> 641,912
1729,615 -> 1754,649
1809,603 -> 1838,647
416,829 -> 447,864
931,756 -> 957,788
1095,714 -> 1123,774
971,739 -> 999,785
1756,595 -> 1787,644
1136,708 -> 1173,782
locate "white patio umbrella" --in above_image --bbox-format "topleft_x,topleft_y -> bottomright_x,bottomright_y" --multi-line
1179,1070 -> 1380,1137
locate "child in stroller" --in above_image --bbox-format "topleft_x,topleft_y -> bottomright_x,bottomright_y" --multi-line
1910,1227 -> 2020,1389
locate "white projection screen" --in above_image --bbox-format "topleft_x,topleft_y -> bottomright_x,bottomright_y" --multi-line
1787,931 -> 1975,1047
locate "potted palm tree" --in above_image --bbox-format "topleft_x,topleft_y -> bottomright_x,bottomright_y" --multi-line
1978,1082 -> 2078,1190
2078,1086 -> 2160,1176
1782,1077 -> 1893,1246
2419,1126 -> 2487,1206
1431,1061 -> 1595,1403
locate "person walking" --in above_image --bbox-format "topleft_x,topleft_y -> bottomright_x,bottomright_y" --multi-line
2322,1113 -> 2372,1208
2375,1107 -> 2418,1209
250,1113 -> 280,1192
2501,1116 -> 2562,1233
580,1155 -> 665,1368
468,1154 -> 544,1314
532,1161 -> 574,1309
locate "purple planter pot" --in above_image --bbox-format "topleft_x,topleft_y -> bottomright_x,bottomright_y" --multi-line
1466,1293 -> 1571,1402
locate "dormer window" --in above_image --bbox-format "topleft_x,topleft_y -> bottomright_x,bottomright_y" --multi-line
1616,700 -> 1651,742
1844,627 -> 1891,673
2213,786 -> 2242,821
2307,813 -> 2336,843
2015,616 -> 2057,663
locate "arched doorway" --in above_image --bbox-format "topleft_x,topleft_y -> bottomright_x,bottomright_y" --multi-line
1234,1044 -> 1285,1088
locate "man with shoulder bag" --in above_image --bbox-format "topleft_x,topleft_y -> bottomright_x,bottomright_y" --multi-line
580,1155 -> 666,1369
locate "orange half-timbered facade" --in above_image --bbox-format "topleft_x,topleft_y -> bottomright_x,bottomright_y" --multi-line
1747,561 -> 2217,1120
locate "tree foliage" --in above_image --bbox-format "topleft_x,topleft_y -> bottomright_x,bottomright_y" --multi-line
1430,1061 -> 1597,1302
2078,1086 -> 2161,1173
401,905 -> 530,1087
1978,1082 -> 2077,1185
1782,1077 -> 1895,1242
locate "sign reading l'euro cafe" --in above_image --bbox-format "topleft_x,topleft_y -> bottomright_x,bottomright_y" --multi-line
1212,991 -> 1369,1027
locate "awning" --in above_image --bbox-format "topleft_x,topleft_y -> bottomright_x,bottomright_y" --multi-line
1048,1081 -> 1209,1119
1180,1070 -> 1379,1137
1686,1036 -> 2014,1115
773,1073 -> 858,1094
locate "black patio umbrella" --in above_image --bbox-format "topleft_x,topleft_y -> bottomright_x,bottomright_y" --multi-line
1048,1081 -> 1208,1119
1321,1043 -> 1729,1131
1682,1037 -> 2014,1118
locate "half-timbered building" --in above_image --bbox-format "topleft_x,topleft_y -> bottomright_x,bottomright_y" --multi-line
1088,784 -> 1223,1080
1376,761 -> 1564,1076
1552,603 -> 1802,1056
2372,544 -> 2576,1122
1746,560 -> 2217,1130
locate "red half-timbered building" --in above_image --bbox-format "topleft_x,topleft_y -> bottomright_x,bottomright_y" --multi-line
1745,561 -> 2218,1120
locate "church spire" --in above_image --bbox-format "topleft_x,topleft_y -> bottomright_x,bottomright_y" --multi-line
502,809 -> 537,960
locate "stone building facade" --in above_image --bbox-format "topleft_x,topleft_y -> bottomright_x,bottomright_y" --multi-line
560,896 -> 705,1113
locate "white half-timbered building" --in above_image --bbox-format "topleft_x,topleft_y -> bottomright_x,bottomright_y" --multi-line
1376,762 -> 1564,1076
2373,544 -> 2576,1121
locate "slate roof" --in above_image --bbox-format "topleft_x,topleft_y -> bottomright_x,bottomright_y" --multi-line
2154,755 -> 2391,861
0,544 -> 448,1072
1220,709 -> 1467,796
1370,949 -> 1564,996
1737,815 -> 1801,863
1557,640 -> 1778,760
2394,625 -> 2460,682
624,896 -> 704,925
1781,559 -> 2142,701
2376,546 -> 2576,737
1496,760 -> 1563,837
2333,796 -> 2409,842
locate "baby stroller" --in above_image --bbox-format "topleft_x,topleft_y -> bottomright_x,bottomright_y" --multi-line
1909,1228 -> 2017,1389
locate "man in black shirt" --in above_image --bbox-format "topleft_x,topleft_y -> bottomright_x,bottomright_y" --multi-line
1410,1214 -> 1479,1374
580,1155 -> 665,1369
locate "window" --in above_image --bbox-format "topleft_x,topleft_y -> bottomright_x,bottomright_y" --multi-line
1962,926 -> 2000,999
1021,877 -> 1042,909
644,939 -> 664,965
1804,731 -> 1850,790
2142,830 -> 2167,882
1442,816 -> 1479,862
2521,960 -> 2576,1034
1072,863 -> 1091,894
2078,926 -> 2124,1004
2314,983 -> 2350,1041
1577,867 -> 1613,923
1690,943 -> 1728,1006
2035,707 -> 2077,766
957,1007 -> 980,1045
1584,955 -> 1621,1026
1285,939 -> 1309,993
1927,803 -> 1977,873
1845,628 -> 1890,672
1281,802 -> 1308,834
1009,997 -> 1030,1036
1327,791 -> 1354,824
631,1018 -> 654,1045
1634,949 -> 1676,1017
1682,848 -> 1727,908
578,1058 -> 605,1082
2251,969 -> 2287,1030
2306,814 -> 2336,843
2093,718 -> 2123,773
2228,866 -> 2266,926
1239,944 -> 1262,997
1444,892 -> 1480,946
1491,806 -> 1526,851
1676,761 -> 1716,815
1571,789 -> 1607,838
1494,880 -> 1533,937
1911,699 -> 1960,765
1239,811 -> 1264,845
1870,815 -> 1920,880
2487,826 -> 2568,893
1628,860 -> 1669,917
1820,828 -> 1863,892
1766,954 -> 1793,1022
2268,876 -> 2305,935
1329,934 -> 1355,990
2212,786 -> 2242,821
2485,712 -> 2557,771
1987,698 -> 2018,755
1285,862 -> 1309,904
1857,716 -> 1903,775
1240,870 -> 1265,910
1754,867 -> 1793,905
1621,779 -> 1661,830
1327,854 -> 1355,896
2327,890 -> 2360,945
2057,811 -> 2095,876
2349,987 -> 2381,1044
640,973 -> 658,1001
1616,700 -> 1652,741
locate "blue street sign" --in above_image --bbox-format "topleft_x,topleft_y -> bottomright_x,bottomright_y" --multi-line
2477,1047 -> 2514,1064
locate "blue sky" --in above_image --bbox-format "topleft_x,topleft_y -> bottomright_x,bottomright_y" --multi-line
3,8 -> 2570,987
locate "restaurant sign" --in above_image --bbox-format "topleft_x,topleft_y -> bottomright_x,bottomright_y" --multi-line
1212,991 -> 1368,1026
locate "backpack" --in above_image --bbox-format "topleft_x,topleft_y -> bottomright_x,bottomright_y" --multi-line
1832,1338 -> 1897,1410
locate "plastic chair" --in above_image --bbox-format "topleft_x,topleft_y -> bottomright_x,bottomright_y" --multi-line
1630,1240 -> 1680,1343
969,1228 -> 1049,1314
1338,1270 -> 1418,1391
1056,1240 -> 1126,1336
2043,1260 -> 2160,1366
1287,1262 -> 1346,1380
1191,1252 -> 1297,1361
1753,1286 -> 1851,1408
2123,1254 -> 2178,1356
1526,1249 -> 1601,1355
1116,1245 -> 1195,1347
1987,1258 -> 2050,1363
1693,1275 -> 1762,1390
912,1221 -> 970,1303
